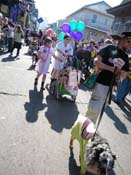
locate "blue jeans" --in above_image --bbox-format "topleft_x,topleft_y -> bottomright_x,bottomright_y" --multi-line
115,76 -> 131,103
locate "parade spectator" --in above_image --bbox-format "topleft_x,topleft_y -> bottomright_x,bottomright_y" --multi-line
2,17 -> 9,47
114,55 -> 131,105
38,29 -> 43,46
85,39 -> 96,53
0,12 -> 3,25
25,29 -> 31,46
38,29 -> 43,39
7,20 -> 15,52
86,32 -> 130,124
85,39 -> 97,68
0,12 -> 3,51
98,40 -> 104,51
104,38 -> 113,47
51,34 -> 73,81
10,25 -> 24,57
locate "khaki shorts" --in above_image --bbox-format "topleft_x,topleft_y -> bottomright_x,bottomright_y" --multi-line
86,83 -> 109,124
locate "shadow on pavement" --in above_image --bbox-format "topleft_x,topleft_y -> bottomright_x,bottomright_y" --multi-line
27,65 -> 35,71
1,55 -> 20,62
105,106 -> 129,134
119,100 -> 131,123
24,87 -> 47,123
45,95 -> 79,133
112,94 -> 131,122
69,147 -> 80,175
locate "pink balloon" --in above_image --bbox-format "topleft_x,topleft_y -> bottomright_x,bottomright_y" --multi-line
47,28 -> 53,34
46,28 -> 53,37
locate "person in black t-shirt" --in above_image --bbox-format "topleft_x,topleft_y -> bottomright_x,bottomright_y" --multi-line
86,32 -> 130,124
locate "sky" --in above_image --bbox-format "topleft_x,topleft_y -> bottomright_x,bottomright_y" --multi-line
35,0 -> 122,25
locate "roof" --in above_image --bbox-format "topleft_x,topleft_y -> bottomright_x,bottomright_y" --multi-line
107,1 -> 131,15
121,0 -> 131,4
66,1 -> 113,18
85,1 -> 111,11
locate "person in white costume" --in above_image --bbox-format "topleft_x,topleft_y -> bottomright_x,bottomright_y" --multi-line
51,34 -> 73,81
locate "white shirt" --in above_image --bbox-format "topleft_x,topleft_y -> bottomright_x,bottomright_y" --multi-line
39,45 -> 54,61
55,42 -> 73,61
7,25 -> 15,38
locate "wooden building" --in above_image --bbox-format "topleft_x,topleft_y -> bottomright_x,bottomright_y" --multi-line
107,0 -> 131,34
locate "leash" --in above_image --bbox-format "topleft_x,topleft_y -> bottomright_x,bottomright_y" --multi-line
92,67 -> 117,139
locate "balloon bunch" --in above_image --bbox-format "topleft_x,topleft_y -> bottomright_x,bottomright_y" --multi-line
58,20 -> 85,41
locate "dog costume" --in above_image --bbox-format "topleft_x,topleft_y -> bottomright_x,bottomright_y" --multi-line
70,114 -> 116,175
70,114 -> 96,174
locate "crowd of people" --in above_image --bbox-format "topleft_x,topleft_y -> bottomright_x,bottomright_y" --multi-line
0,13 -> 24,56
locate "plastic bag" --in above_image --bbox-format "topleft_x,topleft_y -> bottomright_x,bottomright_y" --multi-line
84,74 -> 98,90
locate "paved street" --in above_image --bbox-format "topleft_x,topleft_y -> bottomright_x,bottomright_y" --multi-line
0,47 -> 131,175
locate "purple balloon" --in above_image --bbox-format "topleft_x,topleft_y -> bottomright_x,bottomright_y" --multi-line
61,23 -> 70,33
69,31 -> 75,38
74,32 -> 83,41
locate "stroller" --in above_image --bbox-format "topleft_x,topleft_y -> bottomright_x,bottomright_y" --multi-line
49,56 -> 81,101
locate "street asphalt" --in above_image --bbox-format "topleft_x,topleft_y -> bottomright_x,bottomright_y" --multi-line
0,46 -> 130,175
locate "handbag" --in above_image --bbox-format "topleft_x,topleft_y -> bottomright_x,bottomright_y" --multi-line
84,73 -> 98,90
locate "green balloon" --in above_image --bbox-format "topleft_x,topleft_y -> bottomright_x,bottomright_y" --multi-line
58,32 -> 65,41
69,20 -> 77,31
77,21 -> 85,32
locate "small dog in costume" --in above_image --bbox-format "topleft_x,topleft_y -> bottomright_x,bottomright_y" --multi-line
70,114 -> 116,175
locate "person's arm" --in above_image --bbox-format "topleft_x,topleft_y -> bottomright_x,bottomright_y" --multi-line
38,51 -> 43,60
94,55 -> 115,72
57,48 -> 66,56
53,54 -> 63,62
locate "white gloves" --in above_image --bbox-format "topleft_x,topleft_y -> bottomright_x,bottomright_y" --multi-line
113,58 -> 125,70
